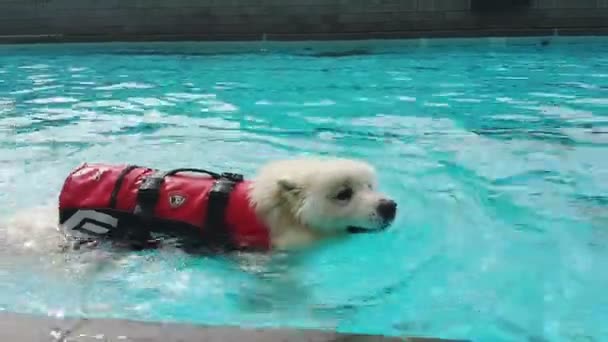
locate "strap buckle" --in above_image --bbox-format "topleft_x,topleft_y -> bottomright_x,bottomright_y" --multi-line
137,174 -> 164,199
134,172 -> 165,217
220,172 -> 244,183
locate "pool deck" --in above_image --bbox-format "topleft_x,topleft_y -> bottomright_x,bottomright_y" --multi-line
0,312 -> 469,342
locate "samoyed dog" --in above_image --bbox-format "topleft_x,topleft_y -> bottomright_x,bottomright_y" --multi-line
250,157 -> 397,249
3,157 -> 397,253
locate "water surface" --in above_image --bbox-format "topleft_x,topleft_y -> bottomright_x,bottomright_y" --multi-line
0,38 -> 607,341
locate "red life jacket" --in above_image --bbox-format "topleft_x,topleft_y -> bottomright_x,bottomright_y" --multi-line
58,163 -> 271,251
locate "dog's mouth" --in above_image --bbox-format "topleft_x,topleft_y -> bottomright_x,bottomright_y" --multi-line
347,224 -> 390,234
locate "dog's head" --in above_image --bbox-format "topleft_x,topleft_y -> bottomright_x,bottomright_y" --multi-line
250,158 -> 397,236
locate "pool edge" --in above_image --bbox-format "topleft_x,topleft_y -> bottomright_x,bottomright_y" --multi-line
0,27 -> 607,44
0,312 -> 470,342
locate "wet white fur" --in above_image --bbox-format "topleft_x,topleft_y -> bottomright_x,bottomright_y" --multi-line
249,157 -> 393,250
3,203 -> 64,254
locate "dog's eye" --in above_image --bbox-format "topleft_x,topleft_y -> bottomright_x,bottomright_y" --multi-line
335,188 -> 353,201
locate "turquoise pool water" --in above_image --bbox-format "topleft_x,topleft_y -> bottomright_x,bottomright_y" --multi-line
0,37 -> 607,341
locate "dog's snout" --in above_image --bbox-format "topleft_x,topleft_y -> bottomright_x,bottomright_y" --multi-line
377,199 -> 397,220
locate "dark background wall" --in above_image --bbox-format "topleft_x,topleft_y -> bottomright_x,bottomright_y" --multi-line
0,0 -> 607,42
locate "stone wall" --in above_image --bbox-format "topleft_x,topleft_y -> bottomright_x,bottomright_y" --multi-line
0,0 -> 607,42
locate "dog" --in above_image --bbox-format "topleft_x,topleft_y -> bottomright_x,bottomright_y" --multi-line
4,157 -> 397,253
249,157 -> 397,250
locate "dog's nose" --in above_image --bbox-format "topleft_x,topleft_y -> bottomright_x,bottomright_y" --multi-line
377,199 -> 397,221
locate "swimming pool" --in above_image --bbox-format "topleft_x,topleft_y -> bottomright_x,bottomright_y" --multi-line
0,37 -> 607,341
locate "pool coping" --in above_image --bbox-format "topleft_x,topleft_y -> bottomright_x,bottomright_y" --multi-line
0,312 -> 470,342
0,27 -> 607,44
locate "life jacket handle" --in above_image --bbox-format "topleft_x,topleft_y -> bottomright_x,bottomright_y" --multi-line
133,167 -> 244,219
164,168 -> 221,179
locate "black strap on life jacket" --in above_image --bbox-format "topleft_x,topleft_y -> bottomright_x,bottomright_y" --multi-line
132,168 -> 243,250
204,172 -> 243,250
109,165 -> 139,209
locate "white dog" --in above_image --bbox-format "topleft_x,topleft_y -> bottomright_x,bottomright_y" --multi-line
3,157 -> 396,253
250,157 -> 397,250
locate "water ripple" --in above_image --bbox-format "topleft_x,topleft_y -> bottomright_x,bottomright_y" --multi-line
95,82 -> 154,90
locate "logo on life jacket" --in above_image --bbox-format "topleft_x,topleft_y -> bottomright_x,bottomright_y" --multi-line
62,210 -> 118,236
169,194 -> 186,208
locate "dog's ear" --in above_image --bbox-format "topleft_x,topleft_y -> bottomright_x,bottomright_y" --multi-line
277,179 -> 302,201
